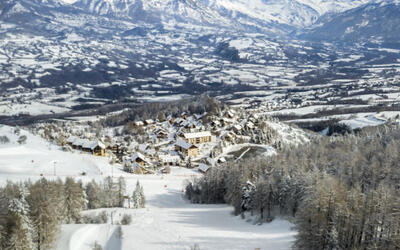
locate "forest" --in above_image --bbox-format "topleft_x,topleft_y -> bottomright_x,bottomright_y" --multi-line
185,124 -> 400,249
0,177 -> 145,250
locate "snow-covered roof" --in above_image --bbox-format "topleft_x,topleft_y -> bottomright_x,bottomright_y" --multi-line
218,157 -> 226,163
67,136 -> 78,143
134,121 -> 144,126
131,152 -> 148,162
73,138 -> 86,147
82,140 -> 105,150
175,139 -> 197,150
233,124 -> 242,130
145,119 -> 154,124
183,131 -> 211,139
159,154 -> 180,163
198,163 -> 211,173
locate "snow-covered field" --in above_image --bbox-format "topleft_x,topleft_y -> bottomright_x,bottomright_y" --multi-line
0,125 -> 296,250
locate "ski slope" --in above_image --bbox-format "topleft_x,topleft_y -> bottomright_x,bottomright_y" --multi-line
55,168 -> 296,250
0,125 -> 114,184
0,125 -> 296,249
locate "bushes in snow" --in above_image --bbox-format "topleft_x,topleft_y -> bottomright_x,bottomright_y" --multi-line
17,135 -> 27,144
0,135 -> 10,144
121,214 -> 132,225
81,211 -> 108,224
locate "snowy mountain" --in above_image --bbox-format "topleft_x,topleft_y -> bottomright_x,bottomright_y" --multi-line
68,0 -> 378,29
72,0 -> 236,28
302,1 -> 400,42
1,0 -> 400,119
0,0 -> 382,36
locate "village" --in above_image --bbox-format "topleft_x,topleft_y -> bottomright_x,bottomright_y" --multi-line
33,105 -> 305,176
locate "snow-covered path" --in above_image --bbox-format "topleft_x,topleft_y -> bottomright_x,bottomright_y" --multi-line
55,168 -> 296,250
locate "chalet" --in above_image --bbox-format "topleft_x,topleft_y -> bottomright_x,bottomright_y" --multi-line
66,136 -> 78,146
217,157 -> 227,164
183,131 -> 212,144
181,112 -> 189,119
130,152 -> 150,166
167,116 -> 175,124
144,119 -> 154,125
233,124 -> 242,133
174,118 -> 184,126
156,130 -> 168,139
226,110 -> 235,118
134,121 -> 144,127
185,121 -> 197,129
175,139 -> 198,157
211,120 -> 221,127
107,142 -> 120,154
198,163 -> 211,173
159,154 -> 181,166
81,140 -> 106,156
246,121 -> 255,130
71,138 -> 86,150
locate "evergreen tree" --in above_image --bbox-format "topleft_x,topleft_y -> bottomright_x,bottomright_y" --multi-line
7,185 -> 34,250
0,223 -> 7,249
117,177 -> 126,207
103,177 -> 118,207
86,180 -> 102,209
64,177 -> 85,223
132,181 -> 145,209
28,178 -> 60,250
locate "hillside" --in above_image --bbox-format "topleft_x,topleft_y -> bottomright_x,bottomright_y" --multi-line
0,124 -> 296,249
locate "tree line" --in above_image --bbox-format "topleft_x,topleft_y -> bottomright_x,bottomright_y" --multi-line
0,177 -> 145,250
185,124 -> 400,249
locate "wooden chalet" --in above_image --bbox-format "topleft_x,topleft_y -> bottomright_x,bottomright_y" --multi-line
130,152 -> 149,166
67,137 -> 106,156
175,139 -> 198,157
107,142 -> 121,154
198,163 -> 211,173
82,140 -> 106,156
134,121 -> 144,127
183,131 -> 212,144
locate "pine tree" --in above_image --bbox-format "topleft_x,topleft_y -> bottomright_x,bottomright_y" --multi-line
7,185 -> 34,250
117,177 -> 126,207
64,177 -> 85,223
103,177 -> 118,207
0,224 -> 7,250
28,178 -> 60,250
132,181 -> 145,209
86,180 -> 102,209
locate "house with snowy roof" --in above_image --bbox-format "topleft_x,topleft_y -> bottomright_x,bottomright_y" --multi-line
183,131 -> 212,144
145,119 -> 154,125
198,163 -> 211,173
81,140 -> 106,156
130,152 -> 150,165
134,121 -> 144,127
175,139 -> 198,157
159,154 -> 181,166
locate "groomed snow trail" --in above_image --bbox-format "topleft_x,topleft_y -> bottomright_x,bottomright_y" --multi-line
55,168 -> 296,250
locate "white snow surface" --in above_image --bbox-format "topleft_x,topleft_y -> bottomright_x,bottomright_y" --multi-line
339,115 -> 386,129
0,125 -> 296,250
